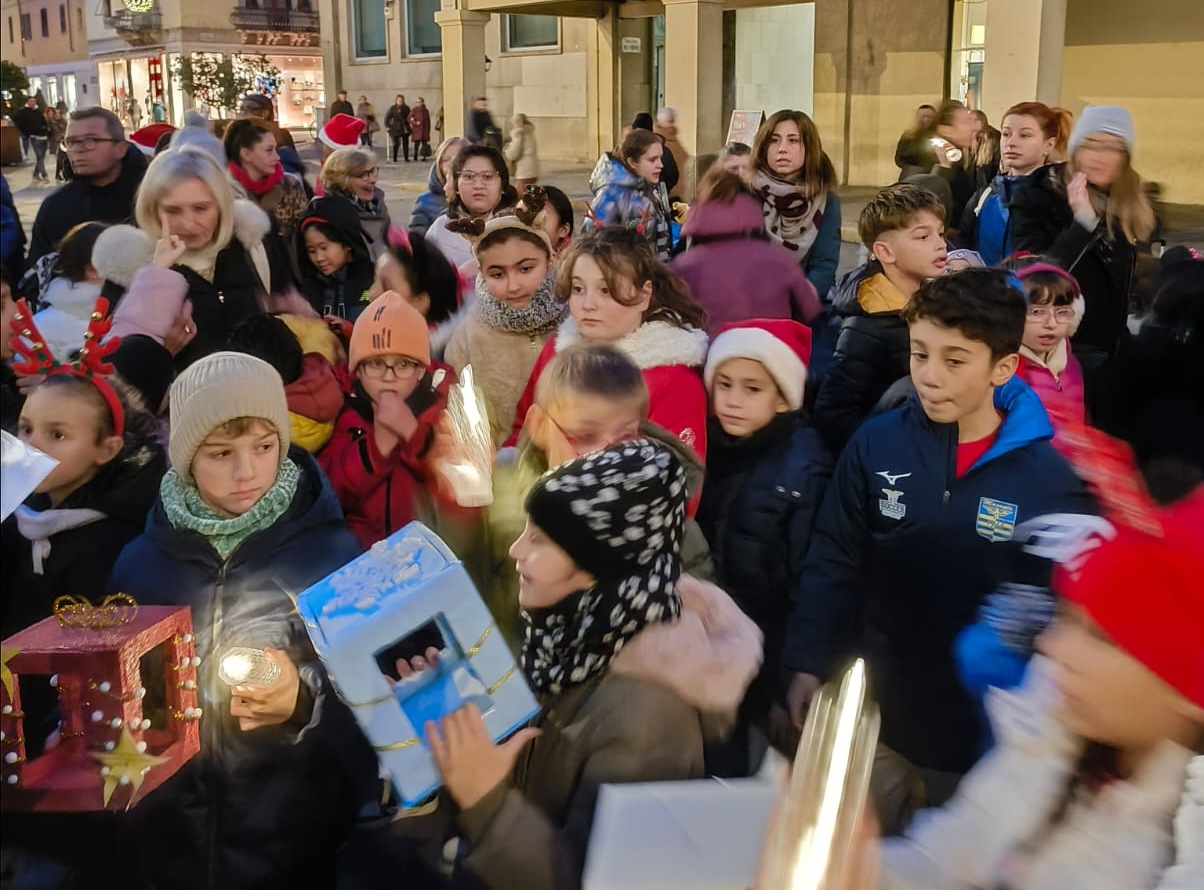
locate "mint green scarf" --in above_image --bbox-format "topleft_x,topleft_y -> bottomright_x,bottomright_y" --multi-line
160,458 -> 301,560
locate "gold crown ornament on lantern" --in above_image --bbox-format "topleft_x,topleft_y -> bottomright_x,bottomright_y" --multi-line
53,594 -> 140,630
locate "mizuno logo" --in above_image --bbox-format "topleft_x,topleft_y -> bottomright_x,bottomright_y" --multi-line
875,471 -> 912,486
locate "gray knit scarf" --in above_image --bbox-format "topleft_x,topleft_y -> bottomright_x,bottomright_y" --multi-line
472,269 -> 566,336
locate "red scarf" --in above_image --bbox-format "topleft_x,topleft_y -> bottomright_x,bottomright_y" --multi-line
228,160 -> 284,197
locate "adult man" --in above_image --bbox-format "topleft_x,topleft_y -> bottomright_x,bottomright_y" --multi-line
329,90 -> 354,118
238,93 -> 295,150
27,108 -> 147,265
13,98 -> 50,182
467,97 -> 500,150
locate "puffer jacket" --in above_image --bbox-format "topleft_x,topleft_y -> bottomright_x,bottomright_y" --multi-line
105,449 -> 377,890
670,194 -> 821,337
957,171 -> 1035,267
1017,341 -> 1086,429
697,413 -> 832,668
812,262 -> 913,453
409,161 -> 448,234
586,153 -> 673,260
451,576 -> 762,890
286,353 -> 344,452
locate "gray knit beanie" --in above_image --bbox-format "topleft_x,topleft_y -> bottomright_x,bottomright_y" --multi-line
168,351 -> 291,481
1068,105 -> 1135,156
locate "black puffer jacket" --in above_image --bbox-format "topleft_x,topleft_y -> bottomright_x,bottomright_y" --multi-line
106,450 -> 377,890
811,263 -> 912,453
697,414 -> 832,666
1010,162 -> 1146,358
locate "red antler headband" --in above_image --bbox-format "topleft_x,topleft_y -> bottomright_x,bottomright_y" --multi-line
9,298 -> 126,437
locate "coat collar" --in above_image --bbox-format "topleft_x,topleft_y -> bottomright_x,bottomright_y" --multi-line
555,317 -> 708,369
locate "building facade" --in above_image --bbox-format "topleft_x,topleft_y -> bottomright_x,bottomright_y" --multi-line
320,0 -> 1204,204
1,0 -> 93,109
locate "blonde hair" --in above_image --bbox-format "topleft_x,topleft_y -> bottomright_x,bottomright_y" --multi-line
320,147 -> 376,195
135,147 -> 235,249
534,342 -> 648,415
1066,155 -> 1157,246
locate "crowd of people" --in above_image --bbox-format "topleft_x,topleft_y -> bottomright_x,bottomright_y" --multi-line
0,89 -> 1200,890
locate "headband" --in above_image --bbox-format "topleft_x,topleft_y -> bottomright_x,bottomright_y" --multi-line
1016,262 -> 1082,297
9,298 -> 126,438
451,186 -> 555,255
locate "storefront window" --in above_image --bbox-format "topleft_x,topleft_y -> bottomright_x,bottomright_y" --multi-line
405,0 -> 440,56
351,0 -> 386,60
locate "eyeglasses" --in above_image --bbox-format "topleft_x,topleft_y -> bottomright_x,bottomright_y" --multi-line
546,415 -> 640,456
1027,306 -> 1077,323
360,357 -> 425,380
64,136 -> 120,151
458,171 -> 499,185
354,168 -> 379,181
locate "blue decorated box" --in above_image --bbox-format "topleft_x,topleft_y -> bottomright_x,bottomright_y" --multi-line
296,522 -> 539,806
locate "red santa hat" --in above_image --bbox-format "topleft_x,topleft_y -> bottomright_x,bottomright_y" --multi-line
704,318 -> 811,411
129,123 -> 175,156
1055,485 -> 1204,708
319,113 -> 365,151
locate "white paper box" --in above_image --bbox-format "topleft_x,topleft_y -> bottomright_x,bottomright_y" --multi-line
297,522 -> 540,806
584,778 -> 776,890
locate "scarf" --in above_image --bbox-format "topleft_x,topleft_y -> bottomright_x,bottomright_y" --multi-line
159,458 -> 300,560
753,170 -> 828,257
228,160 -> 285,198
1021,340 -> 1069,376
14,505 -> 107,575
473,269 -> 566,336
705,413 -> 797,479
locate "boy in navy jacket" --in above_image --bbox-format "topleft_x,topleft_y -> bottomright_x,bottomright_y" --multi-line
783,268 -> 1094,834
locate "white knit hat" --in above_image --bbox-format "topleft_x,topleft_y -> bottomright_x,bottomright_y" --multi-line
1069,105 -> 1135,156
168,351 -> 291,481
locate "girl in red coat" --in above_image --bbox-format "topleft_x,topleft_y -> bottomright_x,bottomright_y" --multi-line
318,290 -> 459,548
1015,262 -> 1087,428
508,227 -> 710,463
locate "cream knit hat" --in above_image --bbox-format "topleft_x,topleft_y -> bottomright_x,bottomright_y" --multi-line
168,351 -> 291,481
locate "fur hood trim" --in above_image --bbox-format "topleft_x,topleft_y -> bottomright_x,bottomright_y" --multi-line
92,225 -> 156,288
611,575 -> 762,715
555,317 -> 709,369
230,198 -> 272,252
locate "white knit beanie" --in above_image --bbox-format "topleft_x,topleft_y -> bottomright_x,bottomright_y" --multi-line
168,351 -> 291,481
1068,105 -> 1135,156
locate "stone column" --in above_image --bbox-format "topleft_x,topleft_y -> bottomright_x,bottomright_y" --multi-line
662,0 -> 725,194
983,0 -> 1067,123
588,7 -> 619,160
434,6 -> 491,139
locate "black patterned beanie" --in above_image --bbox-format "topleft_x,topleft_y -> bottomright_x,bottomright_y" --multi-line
520,439 -> 688,698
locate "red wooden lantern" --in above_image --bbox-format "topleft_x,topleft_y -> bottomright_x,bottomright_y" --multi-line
0,600 -> 201,811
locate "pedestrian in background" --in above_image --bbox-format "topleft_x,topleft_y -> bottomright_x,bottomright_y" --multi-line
385,94 -> 412,163
408,97 -> 432,161
895,103 -> 938,180
45,106 -> 68,182
505,113 -> 540,191
356,95 -> 377,148
329,89 -> 353,118
13,98 -> 50,183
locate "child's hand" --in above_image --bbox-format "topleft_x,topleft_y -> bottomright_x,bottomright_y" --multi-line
786,671 -> 822,730
230,647 -> 302,731
375,390 -> 419,443
425,703 -> 540,810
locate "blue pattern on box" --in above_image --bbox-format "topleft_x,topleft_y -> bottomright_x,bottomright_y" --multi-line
297,522 -> 540,806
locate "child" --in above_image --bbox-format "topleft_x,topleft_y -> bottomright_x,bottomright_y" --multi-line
31,222 -> 107,356
812,183 -> 949,453
1014,262 -> 1087,426
3,299 -> 166,639
483,342 -> 716,652
881,485 -> 1203,889
296,196 -> 376,319
106,351 -> 376,890
369,225 -> 462,358
444,191 -> 567,445
422,440 -> 760,890
228,313 -> 344,453
698,319 -> 833,764
507,226 -> 709,463
318,290 -> 457,549
783,269 -> 1094,834
541,184 -> 575,256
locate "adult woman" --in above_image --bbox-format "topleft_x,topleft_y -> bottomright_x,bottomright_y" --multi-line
958,102 -> 1071,265
45,107 -> 68,182
970,109 -> 1002,183
408,136 -> 469,234
929,100 -> 982,231
425,144 -> 517,271
586,129 -> 674,261
355,94 -> 376,148
748,109 -> 841,302
98,147 -> 291,370
1011,105 -> 1158,373
408,97 -> 432,161
894,104 -> 938,180
505,113 -> 540,191
384,94 -> 411,163
223,119 -> 308,248
320,147 -> 392,260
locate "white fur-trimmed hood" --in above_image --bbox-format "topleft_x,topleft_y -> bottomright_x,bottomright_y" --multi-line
555,317 -> 709,369
91,199 -> 272,286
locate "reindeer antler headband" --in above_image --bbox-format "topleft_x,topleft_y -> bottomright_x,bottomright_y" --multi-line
9,298 -> 126,437
451,186 -> 555,255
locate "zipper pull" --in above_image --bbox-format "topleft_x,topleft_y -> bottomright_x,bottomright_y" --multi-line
218,291 -> 225,304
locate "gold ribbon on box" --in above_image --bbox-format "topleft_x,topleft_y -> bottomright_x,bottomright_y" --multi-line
53,593 -> 139,630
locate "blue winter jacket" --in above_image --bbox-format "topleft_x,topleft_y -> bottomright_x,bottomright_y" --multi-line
408,161 -> 448,235
106,449 -> 378,890
957,172 -> 1031,266
784,378 -> 1094,774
